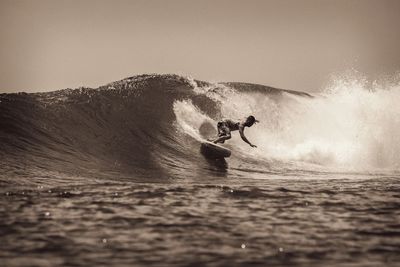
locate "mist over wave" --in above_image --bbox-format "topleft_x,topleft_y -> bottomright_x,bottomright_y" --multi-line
278,76 -> 400,169
1,73 -> 399,185
175,75 -> 400,171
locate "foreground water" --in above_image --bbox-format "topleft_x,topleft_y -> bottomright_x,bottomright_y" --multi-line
1,174 -> 399,267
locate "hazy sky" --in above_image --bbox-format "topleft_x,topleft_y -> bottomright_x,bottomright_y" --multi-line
1,0 -> 400,93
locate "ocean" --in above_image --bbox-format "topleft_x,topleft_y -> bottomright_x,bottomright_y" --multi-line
1,74 -> 399,266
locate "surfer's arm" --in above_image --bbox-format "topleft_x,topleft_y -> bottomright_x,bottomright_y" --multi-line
239,126 -> 257,148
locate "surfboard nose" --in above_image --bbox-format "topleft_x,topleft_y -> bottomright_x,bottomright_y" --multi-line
200,142 -> 231,158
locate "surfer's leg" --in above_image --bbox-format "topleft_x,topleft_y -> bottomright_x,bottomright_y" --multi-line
213,133 -> 231,144
211,122 -> 224,143
213,125 -> 231,144
217,122 -> 224,135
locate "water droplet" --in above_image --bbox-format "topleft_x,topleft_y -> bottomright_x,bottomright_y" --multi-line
230,189 -> 233,193
45,212 -> 50,217
279,247 -> 283,252
241,244 -> 246,249
102,238 -> 107,243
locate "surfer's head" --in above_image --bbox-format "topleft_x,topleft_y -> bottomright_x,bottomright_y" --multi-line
244,115 -> 259,127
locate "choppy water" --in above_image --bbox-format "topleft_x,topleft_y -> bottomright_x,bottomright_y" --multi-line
1,176 -> 400,267
1,74 -> 400,266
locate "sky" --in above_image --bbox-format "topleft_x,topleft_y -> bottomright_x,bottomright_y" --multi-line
0,0 -> 400,93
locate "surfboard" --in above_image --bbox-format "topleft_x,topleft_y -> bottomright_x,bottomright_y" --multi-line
200,141 -> 231,158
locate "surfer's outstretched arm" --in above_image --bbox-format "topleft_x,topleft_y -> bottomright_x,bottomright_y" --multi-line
239,126 -> 257,148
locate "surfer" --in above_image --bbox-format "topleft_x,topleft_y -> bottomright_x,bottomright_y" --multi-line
211,116 -> 259,147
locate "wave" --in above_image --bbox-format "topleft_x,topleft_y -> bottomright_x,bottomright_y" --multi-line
0,73 -> 399,183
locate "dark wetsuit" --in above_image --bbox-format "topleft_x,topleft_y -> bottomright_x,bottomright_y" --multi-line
217,119 -> 240,141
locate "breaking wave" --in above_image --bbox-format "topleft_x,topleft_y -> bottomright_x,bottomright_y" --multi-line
1,73 -> 399,184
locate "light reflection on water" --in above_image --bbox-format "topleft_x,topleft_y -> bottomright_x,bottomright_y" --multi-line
1,175 -> 399,266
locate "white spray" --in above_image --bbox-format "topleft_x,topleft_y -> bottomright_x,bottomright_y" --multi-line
174,75 -> 400,171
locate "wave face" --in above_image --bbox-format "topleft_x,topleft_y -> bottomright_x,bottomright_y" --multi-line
1,74 -> 399,185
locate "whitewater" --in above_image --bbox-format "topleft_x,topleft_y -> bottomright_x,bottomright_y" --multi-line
1,74 -> 399,266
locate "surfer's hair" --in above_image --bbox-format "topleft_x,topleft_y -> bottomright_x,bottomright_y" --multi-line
247,116 -> 256,124
245,115 -> 257,126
